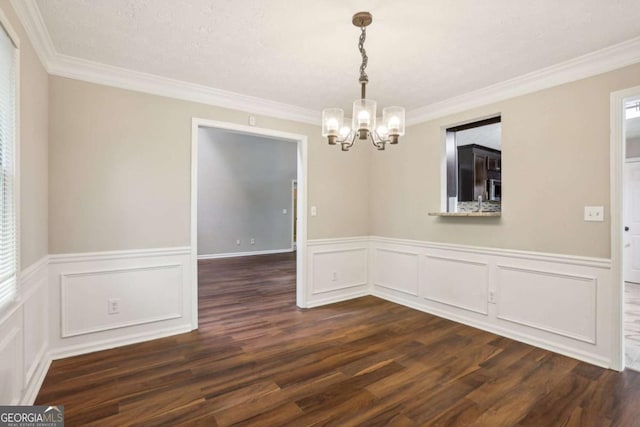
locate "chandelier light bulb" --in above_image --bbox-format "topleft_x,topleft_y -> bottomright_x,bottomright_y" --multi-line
358,110 -> 370,128
326,118 -> 339,132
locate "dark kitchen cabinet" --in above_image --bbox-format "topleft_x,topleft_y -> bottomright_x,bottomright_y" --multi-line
457,144 -> 501,201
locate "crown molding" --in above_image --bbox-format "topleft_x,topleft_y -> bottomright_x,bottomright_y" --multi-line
48,53 -> 321,125
9,0 -> 321,125
10,0 -> 55,68
405,36 -> 640,126
10,0 -> 640,128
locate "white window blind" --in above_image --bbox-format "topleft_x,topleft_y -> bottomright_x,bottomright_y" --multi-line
0,23 -> 17,311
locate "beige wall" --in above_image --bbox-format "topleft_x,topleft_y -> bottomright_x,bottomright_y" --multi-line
371,63 -> 640,258
48,77 -> 370,254
0,1 -> 49,269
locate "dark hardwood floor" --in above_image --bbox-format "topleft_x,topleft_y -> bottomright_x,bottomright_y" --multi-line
37,252 -> 640,426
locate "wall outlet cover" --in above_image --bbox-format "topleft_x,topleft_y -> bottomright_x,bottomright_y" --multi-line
584,206 -> 604,222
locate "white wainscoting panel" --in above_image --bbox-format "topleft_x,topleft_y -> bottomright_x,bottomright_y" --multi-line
369,236 -> 613,368
23,279 -> 48,384
306,238 -> 369,307
373,248 -> 419,297
48,247 -> 193,359
0,323 -> 22,405
496,265 -> 597,344
422,255 -> 489,315
0,256 -> 51,405
61,264 -> 183,337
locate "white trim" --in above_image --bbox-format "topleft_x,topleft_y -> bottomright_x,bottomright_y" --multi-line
495,264 -> 597,344
0,6 -> 20,48
305,290 -> 369,308
370,289 -> 610,368
20,354 -> 51,405
51,54 -> 320,125
10,0 -> 640,127
406,36 -> 640,125
372,235 -> 611,269
423,254 -> 490,315
611,85 -> 640,371
191,118 -> 309,315
24,335 -> 47,385
48,246 -> 191,264
292,179 -> 297,249
60,264 -> 183,338
20,256 -> 48,286
48,324 -> 192,360
198,248 -> 294,260
307,236 -> 371,246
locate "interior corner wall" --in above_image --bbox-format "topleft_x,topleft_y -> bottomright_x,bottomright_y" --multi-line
371,62 -> 640,259
197,128 -> 297,256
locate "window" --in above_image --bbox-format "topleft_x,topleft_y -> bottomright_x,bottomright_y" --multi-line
444,116 -> 502,213
0,21 -> 18,311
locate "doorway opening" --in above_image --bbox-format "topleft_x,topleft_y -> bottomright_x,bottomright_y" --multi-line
622,98 -> 640,371
190,119 -> 308,329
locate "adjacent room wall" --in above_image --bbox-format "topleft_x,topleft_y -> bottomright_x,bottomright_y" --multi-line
197,128 -> 297,255
371,62 -> 640,259
0,0 -> 49,405
48,77 -> 370,254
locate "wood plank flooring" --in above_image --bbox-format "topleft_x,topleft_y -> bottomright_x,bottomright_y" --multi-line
37,252 -> 640,426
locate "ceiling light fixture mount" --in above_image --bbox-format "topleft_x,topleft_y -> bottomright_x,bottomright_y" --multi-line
322,12 -> 405,151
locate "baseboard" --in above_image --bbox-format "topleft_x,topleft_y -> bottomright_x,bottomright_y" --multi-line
305,289 -> 369,308
198,248 -> 294,260
368,235 -> 614,369
49,324 -> 193,360
371,289 -> 610,368
20,353 -> 52,405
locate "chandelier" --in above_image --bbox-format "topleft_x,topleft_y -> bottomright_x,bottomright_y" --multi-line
322,12 -> 405,151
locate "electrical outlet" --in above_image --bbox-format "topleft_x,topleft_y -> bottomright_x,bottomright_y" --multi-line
236,239 -> 241,245
332,272 -> 338,282
488,291 -> 496,304
108,298 -> 121,314
282,209 -> 287,214
250,238 -> 255,245
584,206 -> 604,222
248,115 -> 256,126
311,206 -> 317,217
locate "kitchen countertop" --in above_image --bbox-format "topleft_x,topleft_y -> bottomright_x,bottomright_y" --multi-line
428,212 -> 501,217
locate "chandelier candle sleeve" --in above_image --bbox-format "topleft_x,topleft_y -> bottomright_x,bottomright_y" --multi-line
353,99 -> 376,134
322,108 -> 344,144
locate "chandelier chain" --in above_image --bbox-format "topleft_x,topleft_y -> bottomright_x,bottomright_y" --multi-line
358,26 -> 368,83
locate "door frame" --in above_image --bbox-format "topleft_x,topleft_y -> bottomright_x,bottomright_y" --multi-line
190,118 -> 309,329
292,179 -> 297,250
611,85 -> 640,371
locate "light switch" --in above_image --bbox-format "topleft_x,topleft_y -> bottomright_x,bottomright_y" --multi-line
584,206 -> 604,222
282,209 -> 287,214
311,206 -> 317,217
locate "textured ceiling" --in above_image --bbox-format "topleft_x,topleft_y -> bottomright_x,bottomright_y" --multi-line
36,0 -> 640,113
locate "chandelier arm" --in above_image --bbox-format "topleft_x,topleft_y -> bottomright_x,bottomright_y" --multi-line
340,132 -> 357,151
369,131 -> 386,150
